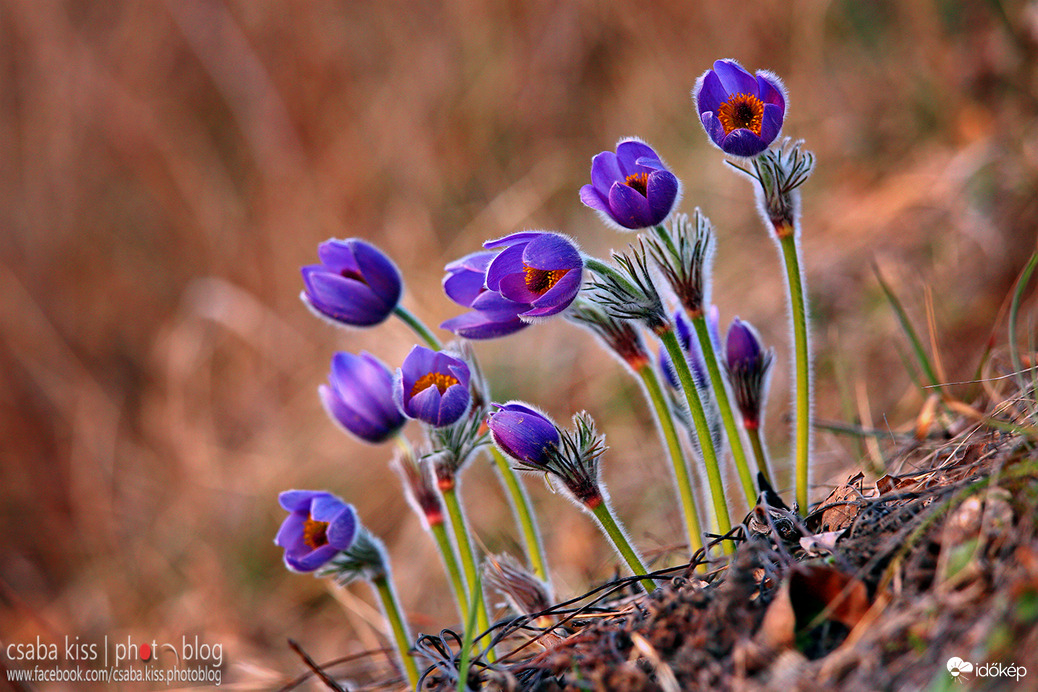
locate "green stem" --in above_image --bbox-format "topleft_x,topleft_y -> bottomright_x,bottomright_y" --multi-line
690,313 -> 756,507
429,520 -> 469,621
440,484 -> 495,661
778,232 -> 812,512
488,447 -> 549,582
394,304 -> 443,350
372,575 -> 421,688
660,328 -> 732,541
635,363 -> 704,556
747,425 -> 773,489
588,500 -> 657,593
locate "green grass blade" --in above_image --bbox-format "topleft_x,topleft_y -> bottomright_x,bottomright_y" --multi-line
873,263 -> 943,397
1008,251 -> 1038,389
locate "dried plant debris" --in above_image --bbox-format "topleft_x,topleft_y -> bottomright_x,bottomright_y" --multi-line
406,415 -> 1037,691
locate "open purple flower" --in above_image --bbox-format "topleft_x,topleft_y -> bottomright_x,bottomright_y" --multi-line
487,402 -> 560,467
483,232 -> 583,321
693,59 -> 786,158
276,490 -> 358,572
394,345 -> 471,427
319,352 -> 405,444
301,238 -> 403,327
440,251 -> 530,339
724,317 -> 774,429
579,139 -> 680,230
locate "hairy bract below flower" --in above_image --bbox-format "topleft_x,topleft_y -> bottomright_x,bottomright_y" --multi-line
693,59 -> 786,157
440,251 -> 530,339
276,490 -> 358,572
579,139 -> 680,230
483,232 -> 583,321
301,238 -> 402,327
487,402 -> 561,467
394,345 -> 471,427
319,352 -> 405,444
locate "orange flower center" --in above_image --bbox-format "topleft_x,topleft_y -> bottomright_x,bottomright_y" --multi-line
303,516 -> 330,550
716,93 -> 765,136
624,172 -> 649,196
524,266 -> 568,295
411,371 -> 459,397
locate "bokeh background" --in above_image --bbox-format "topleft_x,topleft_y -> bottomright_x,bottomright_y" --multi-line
2,0 -> 1037,685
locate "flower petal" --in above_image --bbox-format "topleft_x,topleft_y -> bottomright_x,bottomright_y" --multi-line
607,181 -> 653,229
579,183 -> 608,212
645,170 -> 679,222
521,233 -> 581,271
616,140 -> 659,172
712,59 -> 758,97
440,310 -> 529,339
326,505 -> 358,550
278,490 -> 326,512
759,103 -> 783,147
694,69 -> 727,115
720,129 -> 768,157
756,71 -> 786,109
589,150 -> 623,194
485,244 -> 526,292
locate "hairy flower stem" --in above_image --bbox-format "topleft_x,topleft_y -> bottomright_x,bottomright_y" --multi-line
689,314 -> 756,507
777,227 -> 811,512
587,500 -> 657,593
371,574 -> 421,688
394,304 -> 443,350
660,328 -> 733,544
429,520 -> 470,621
440,485 -> 495,661
747,425 -> 774,488
488,447 -> 549,581
636,363 -> 704,558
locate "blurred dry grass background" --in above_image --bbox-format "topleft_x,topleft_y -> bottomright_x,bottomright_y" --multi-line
1,0 -> 1037,685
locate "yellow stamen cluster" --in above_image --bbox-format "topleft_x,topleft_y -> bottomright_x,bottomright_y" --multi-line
524,266 -> 568,295
411,371 -> 459,397
717,93 -> 765,136
303,517 -> 330,550
624,172 -> 649,196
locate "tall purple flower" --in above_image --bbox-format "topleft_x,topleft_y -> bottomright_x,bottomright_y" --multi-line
394,345 -> 471,427
579,139 -> 680,230
693,59 -> 786,158
483,232 -> 583,320
301,238 -> 403,327
275,490 -> 358,572
487,402 -> 560,467
319,352 -> 405,444
440,251 -> 530,339
724,317 -> 774,430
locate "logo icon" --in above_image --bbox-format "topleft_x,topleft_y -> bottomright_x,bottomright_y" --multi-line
947,657 -> 974,681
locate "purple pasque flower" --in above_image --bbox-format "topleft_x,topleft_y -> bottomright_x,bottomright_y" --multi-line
394,345 -> 471,427
693,59 -> 786,158
724,317 -> 774,429
579,139 -> 680,231
319,352 -> 405,444
440,251 -> 530,339
301,238 -> 403,327
276,490 -> 358,572
658,308 -> 718,390
483,232 -> 583,321
486,402 -> 561,467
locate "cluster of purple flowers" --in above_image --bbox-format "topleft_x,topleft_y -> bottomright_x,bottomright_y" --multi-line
276,57 -> 794,665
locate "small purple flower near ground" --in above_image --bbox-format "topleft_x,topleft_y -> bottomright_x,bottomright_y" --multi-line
440,251 -> 530,339
394,345 -> 471,427
693,59 -> 786,158
276,490 -> 358,572
579,139 -> 680,230
483,232 -> 583,320
301,238 -> 403,327
319,352 -> 405,444
724,317 -> 774,429
487,402 -> 561,467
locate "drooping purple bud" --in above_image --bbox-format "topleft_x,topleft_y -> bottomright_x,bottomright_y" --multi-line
301,238 -> 402,327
